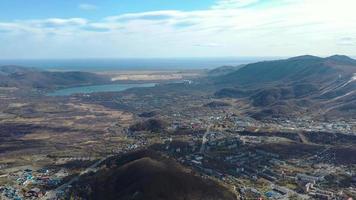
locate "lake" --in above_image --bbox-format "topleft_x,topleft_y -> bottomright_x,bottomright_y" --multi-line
47,83 -> 156,96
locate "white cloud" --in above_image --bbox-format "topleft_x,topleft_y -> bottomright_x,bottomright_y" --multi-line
0,0 -> 356,58
78,3 -> 97,11
106,10 -> 183,22
194,43 -> 222,47
338,37 -> 356,46
39,18 -> 88,27
212,0 -> 260,9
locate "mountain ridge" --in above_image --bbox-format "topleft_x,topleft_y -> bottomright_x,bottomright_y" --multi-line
215,55 -> 356,87
0,65 -> 111,89
212,55 -> 356,119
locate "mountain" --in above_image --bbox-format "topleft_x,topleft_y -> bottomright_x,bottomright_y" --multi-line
69,150 -> 236,200
0,65 -> 111,89
215,55 -> 355,86
326,55 -> 356,65
207,65 -> 245,77
212,55 -> 356,119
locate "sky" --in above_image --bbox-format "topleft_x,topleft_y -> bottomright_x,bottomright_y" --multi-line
0,0 -> 355,59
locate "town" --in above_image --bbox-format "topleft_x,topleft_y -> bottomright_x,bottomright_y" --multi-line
1,109 -> 355,200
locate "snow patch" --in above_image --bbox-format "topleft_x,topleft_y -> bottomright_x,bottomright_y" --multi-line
320,73 -> 356,95
335,73 -> 356,89
352,73 -> 356,81
332,90 -> 355,101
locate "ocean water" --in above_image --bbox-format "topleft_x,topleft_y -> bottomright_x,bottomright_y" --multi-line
0,57 -> 277,72
47,83 -> 156,96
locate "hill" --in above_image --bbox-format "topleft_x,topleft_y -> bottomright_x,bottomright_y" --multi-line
69,150 -> 236,200
0,65 -> 110,89
216,55 -> 355,86
138,111 -> 159,118
204,101 -> 231,108
212,55 -> 356,119
129,118 -> 168,133
207,65 -> 245,77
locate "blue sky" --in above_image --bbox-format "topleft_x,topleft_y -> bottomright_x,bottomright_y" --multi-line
0,0 -> 216,20
0,0 -> 355,58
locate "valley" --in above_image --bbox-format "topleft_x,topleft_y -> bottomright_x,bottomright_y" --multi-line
0,55 -> 355,200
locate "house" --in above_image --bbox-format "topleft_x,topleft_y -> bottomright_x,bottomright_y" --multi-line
26,188 -> 43,198
296,173 -> 324,184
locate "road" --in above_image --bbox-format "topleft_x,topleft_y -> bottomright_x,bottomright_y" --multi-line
200,124 -> 212,154
297,132 -> 310,144
41,155 -> 113,200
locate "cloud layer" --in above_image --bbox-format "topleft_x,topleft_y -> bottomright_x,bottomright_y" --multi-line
212,0 -> 260,9
0,0 -> 356,58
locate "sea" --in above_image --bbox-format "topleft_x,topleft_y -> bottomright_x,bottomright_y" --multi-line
0,57 -> 278,72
